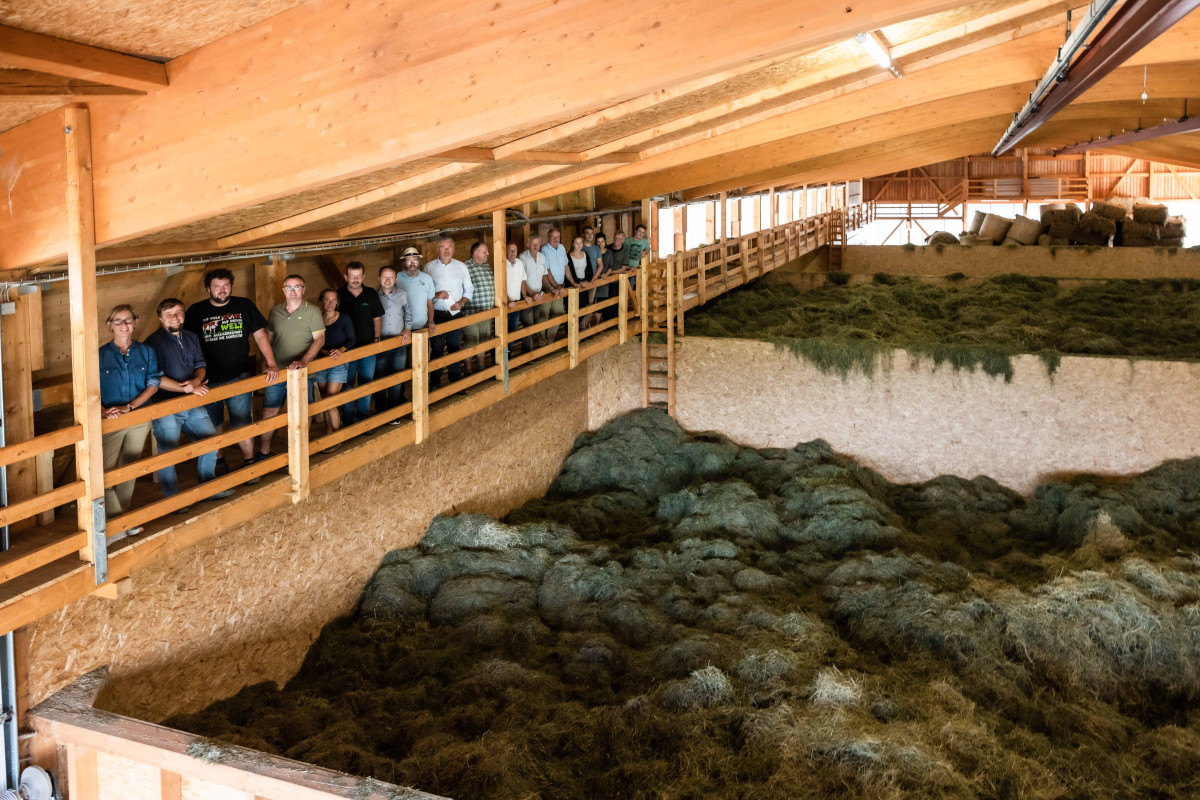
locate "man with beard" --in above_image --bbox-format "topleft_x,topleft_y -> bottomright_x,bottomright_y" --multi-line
185,268 -> 278,481
146,298 -> 236,508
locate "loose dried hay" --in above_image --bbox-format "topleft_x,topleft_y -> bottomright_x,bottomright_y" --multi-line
169,411 -> 1200,800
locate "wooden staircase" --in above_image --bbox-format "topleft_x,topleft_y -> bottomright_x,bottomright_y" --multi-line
828,209 -> 846,270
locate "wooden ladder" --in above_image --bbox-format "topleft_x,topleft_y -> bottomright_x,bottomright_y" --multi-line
642,255 -> 678,413
827,209 -> 846,270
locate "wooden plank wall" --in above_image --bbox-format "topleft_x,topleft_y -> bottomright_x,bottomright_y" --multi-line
866,151 -> 1200,203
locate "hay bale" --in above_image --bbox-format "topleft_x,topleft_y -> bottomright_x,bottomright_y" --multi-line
958,234 -> 994,247
979,213 -> 1013,244
1036,234 -> 1053,246
1090,201 -> 1128,222
1047,221 -> 1078,241
1133,204 -> 1169,225
1118,219 -> 1159,247
967,210 -> 986,235
1008,214 -> 1043,245
925,231 -> 960,246
1041,204 -> 1081,225
1001,237 -> 1023,247
1077,211 -> 1117,238
1162,216 -> 1186,238
1161,237 -> 1184,248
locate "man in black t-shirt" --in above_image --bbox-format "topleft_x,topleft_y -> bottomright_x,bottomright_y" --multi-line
184,268 -> 280,474
335,261 -> 384,424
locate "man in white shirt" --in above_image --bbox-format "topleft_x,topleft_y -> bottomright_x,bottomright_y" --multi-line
519,234 -> 557,350
540,228 -> 570,345
424,234 -> 473,386
506,241 -> 539,355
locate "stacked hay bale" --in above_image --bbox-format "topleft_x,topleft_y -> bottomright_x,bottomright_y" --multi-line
1162,216 -> 1186,248
966,210 -> 986,236
1003,214 -> 1042,247
978,213 -> 1013,244
1075,209 -> 1118,247
1041,204 -> 1081,244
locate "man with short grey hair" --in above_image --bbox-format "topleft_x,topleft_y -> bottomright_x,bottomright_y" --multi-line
424,234 -> 473,386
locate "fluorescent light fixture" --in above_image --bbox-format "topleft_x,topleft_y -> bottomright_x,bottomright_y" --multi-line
855,31 -> 902,78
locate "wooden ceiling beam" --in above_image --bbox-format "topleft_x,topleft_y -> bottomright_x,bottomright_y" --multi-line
430,148 -> 640,165
486,51 -> 810,161
0,69 -> 143,101
215,163 -> 485,248
659,91 -> 1198,199
555,0 -> 1076,166
337,166 -> 566,236
0,0 -> 970,270
0,24 -> 167,92
430,163 -> 624,225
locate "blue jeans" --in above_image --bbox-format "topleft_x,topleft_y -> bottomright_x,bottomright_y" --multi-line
152,407 -> 219,497
430,311 -> 464,386
505,310 -> 521,355
374,343 -> 409,411
341,353 -> 376,424
204,372 -> 253,430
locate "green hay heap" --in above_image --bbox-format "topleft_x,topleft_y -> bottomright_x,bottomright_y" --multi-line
169,410 -> 1200,800
686,274 -> 1200,380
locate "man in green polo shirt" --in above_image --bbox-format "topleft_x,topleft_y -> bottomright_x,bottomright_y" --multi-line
259,274 -> 325,456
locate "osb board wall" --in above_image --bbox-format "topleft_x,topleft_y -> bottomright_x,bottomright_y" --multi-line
675,337 -> 1200,495
585,340 -> 643,429
24,364 -> 590,721
844,245 -> 1200,279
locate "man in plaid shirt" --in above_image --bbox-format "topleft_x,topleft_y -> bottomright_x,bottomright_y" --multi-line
462,240 -> 495,374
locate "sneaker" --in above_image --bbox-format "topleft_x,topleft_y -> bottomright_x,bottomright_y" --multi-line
389,419 -> 403,426
207,488 -> 236,501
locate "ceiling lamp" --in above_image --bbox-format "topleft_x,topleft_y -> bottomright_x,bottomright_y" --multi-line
855,31 -> 902,78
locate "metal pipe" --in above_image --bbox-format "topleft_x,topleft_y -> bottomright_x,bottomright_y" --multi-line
1054,113 -> 1200,154
992,0 -> 1121,156
994,0 -> 1200,155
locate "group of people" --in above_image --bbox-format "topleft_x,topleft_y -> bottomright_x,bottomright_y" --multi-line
98,226 -> 650,543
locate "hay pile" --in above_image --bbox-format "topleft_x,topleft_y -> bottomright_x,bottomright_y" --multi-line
169,410 -> 1200,800
686,275 -> 1200,379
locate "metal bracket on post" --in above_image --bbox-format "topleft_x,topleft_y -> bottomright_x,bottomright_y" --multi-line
502,347 -> 510,394
91,497 -> 107,585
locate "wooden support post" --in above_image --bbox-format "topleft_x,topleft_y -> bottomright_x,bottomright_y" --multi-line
254,258 -> 283,332
492,209 -> 507,384
286,366 -> 309,504
666,256 -> 676,416
567,288 -> 580,368
160,769 -> 183,800
717,192 -> 726,242
639,265 -> 649,407
730,198 -> 740,238
67,744 -> 98,800
411,329 -> 429,443
672,207 -> 684,253
641,197 -> 653,245
752,194 -> 761,233
35,451 -> 54,524
65,106 -> 105,578
2,294 -> 38,530
705,201 -> 716,245
618,278 -> 629,344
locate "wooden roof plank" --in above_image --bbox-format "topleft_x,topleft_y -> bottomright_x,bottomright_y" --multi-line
0,24 -> 167,92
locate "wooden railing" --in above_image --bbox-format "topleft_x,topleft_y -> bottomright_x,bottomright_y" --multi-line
645,204 -> 875,332
31,668 -> 439,800
0,268 -> 644,633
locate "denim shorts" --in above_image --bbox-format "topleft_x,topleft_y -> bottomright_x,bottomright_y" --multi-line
312,362 -> 349,385
204,373 -> 254,429
263,378 -> 288,409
